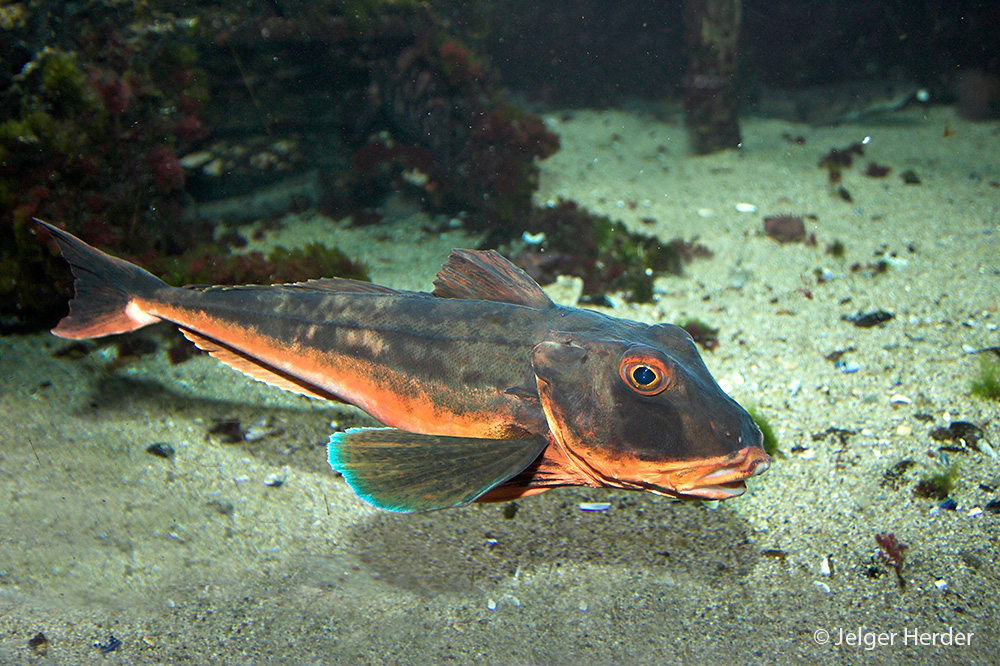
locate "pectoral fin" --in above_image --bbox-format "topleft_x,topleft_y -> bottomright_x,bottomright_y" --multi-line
327,428 -> 548,512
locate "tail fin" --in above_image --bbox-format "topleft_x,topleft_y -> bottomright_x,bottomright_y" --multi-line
36,220 -> 167,339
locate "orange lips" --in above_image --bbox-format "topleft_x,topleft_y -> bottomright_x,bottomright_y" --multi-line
669,446 -> 772,500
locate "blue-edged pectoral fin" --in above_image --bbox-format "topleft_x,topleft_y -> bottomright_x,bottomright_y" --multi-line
328,428 -> 548,512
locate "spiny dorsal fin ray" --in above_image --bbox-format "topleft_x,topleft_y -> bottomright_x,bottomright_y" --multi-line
328,427 -> 548,512
179,328 -> 346,402
432,249 -> 554,309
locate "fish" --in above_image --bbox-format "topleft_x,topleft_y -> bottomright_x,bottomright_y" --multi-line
35,220 -> 770,512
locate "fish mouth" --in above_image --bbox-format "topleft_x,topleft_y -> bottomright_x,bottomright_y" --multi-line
629,445 -> 771,500
670,446 -> 771,500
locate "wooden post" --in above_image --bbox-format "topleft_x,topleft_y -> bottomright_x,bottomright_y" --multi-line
682,0 -> 742,154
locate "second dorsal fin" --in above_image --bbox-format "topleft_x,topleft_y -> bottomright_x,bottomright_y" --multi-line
432,249 -> 554,309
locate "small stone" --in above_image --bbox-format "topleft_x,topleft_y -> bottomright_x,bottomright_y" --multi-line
179,150 -> 213,169
735,203 -> 758,213
578,502 -> 611,512
145,442 -> 175,459
487,598 -> 497,611
28,632 -> 47,656
889,394 -> 912,404
202,158 -> 225,177
895,424 -> 912,437
763,215 -> 807,243
968,507 -> 984,517
844,310 -> 894,328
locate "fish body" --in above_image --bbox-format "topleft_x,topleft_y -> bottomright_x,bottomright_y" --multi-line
37,220 -> 769,512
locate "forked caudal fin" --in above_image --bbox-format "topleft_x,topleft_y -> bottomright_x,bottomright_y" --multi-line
35,220 -> 167,339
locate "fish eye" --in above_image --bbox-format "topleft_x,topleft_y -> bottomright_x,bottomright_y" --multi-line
619,359 -> 670,395
632,365 -> 657,387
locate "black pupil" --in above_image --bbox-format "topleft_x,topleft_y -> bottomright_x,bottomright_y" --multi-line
632,366 -> 656,387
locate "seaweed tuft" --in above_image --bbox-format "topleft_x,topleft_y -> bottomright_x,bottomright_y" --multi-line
970,355 -> 1000,400
913,456 -> 960,500
746,405 -> 779,457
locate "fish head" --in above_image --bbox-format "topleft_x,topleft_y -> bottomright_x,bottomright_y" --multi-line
530,324 -> 769,500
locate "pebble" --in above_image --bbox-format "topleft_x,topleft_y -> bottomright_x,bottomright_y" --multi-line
202,158 -> 225,177
889,394 -> 912,404
179,150 -> 213,169
735,203 -> 758,213
487,599 -> 497,611
968,507 -> 983,517
145,442 -> 175,459
835,360 -> 861,373
934,579 -> 948,591
578,502 -> 611,512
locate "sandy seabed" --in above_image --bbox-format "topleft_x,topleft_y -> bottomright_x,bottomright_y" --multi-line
1,105 -> 998,665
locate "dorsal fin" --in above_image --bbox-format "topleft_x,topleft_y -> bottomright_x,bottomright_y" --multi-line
432,249 -> 554,309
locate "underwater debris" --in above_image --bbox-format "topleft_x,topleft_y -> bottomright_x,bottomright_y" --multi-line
844,310 -> 894,328
264,469 -> 287,488
208,418 -> 246,444
864,162 -> 892,178
511,199 -> 711,303
502,502 -> 519,520
763,214 -> 807,243
930,421 -> 986,453
970,356 -> 1000,400
825,239 -> 846,258
900,169 -> 922,184
680,318 -> 720,351
819,141 -> 865,184
95,634 -> 121,655
914,456 -> 961,500
145,443 -> 175,459
880,459 -> 917,490
27,633 -> 47,657
874,532 -> 908,588
823,347 -> 856,364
